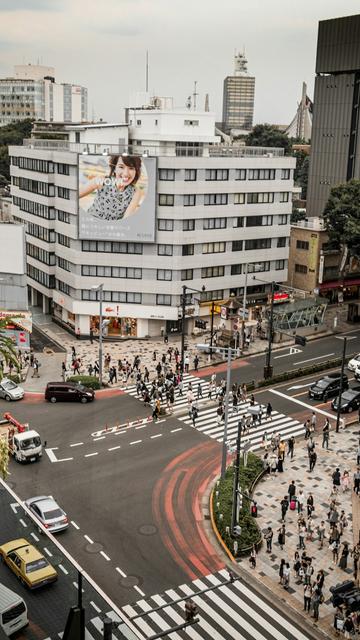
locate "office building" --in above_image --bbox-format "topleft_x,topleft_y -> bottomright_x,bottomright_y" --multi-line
222,52 -> 255,134
0,64 -> 88,126
9,103 -> 295,339
307,14 -> 360,216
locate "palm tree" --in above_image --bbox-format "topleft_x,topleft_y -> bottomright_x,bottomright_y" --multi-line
0,317 -> 20,380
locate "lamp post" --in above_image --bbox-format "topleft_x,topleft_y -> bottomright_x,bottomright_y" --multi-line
240,263 -> 249,352
91,284 -> 104,386
335,336 -> 347,433
264,280 -> 275,379
180,285 -> 205,373
209,301 -> 215,358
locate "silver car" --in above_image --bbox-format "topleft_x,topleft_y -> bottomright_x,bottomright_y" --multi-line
25,496 -> 69,533
0,378 -> 24,401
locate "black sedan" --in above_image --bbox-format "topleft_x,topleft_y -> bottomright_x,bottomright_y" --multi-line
331,389 -> 360,413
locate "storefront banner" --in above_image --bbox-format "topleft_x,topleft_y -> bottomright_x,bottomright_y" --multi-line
2,328 -> 30,350
0,310 -> 32,333
78,154 -> 156,242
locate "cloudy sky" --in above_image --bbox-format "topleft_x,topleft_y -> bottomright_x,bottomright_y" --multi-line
1,0 -> 359,125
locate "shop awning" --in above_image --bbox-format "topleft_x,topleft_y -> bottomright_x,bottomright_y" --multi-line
319,277 -> 360,290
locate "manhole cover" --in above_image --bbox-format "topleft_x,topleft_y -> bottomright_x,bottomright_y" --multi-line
86,542 -> 103,553
120,575 -> 140,588
138,524 -> 157,536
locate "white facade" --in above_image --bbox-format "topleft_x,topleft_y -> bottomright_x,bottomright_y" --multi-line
0,222 -> 28,311
9,117 -> 296,338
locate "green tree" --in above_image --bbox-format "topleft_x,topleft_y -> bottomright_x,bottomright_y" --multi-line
245,124 -> 292,154
0,119 -> 34,181
323,180 -> 360,259
0,317 -> 20,380
291,208 -> 306,223
293,151 -> 309,199
0,436 -> 9,480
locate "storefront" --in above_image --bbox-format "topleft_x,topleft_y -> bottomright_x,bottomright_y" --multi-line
318,277 -> 360,304
90,315 -> 137,337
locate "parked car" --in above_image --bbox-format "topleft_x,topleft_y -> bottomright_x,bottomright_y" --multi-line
331,389 -> 360,413
0,582 -> 28,637
308,372 -> 348,401
0,378 -> 24,402
45,382 -> 95,403
25,496 -> 69,533
0,539 -> 57,589
347,353 -> 360,371
354,367 -> 360,383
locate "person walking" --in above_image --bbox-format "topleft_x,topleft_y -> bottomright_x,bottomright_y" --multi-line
278,524 -> 286,550
61,361 -> 67,381
89,328 -> 93,344
287,436 -> 295,458
191,405 -> 198,428
298,524 -> 306,550
279,559 -> 286,585
322,419 -> 330,449
309,449 -> 317,472
353,467 -> 360,495
281,495 -> 289,522
264,527 -> 273,553
307,493 -> 314,518
339,542 -> 350,570
297,489 -> 304,514
31,358 -> 40,378
303,584 -> 312,612
310,411 -> 317,433
266,402 -> 273,420
317,521 -> 326,549
288,480 -> 296,502
311,588 -> 321,622
332,467 -> 341,493
283,563 -> 290,590
249,545 -> 257,569
197,382 -> 203,400
184,354 -> 190,373
304,419 -> 311,440
193,355 -> 199,372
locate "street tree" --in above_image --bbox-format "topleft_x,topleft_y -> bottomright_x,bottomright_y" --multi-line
323,180 -> 360,260
0,437 -> 9,480
0,317 -> 20,380
245,124 -> 292,154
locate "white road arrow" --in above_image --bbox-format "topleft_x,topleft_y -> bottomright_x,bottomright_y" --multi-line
287,382 -> 314,390
45,448 -> 73,463
274,347 -> 303,359
10,502 -> 20,514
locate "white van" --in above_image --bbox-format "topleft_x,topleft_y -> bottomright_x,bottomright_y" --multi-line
0,583 -> 28,637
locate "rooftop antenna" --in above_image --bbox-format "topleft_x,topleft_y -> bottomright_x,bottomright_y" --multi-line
145,50 -> 149,93
204,93 -> 209,112
193,81 -> 198,111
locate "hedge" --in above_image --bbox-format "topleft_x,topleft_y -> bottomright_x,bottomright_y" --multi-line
67,375 -> 101,390
6,373 -> 21,384
245,356 -> 343,391
213,452 -> 263,556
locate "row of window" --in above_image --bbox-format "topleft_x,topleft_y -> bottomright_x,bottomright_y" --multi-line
11,157 -> 71,175
27,222 -> 55,243
158,168 -> 291,181
57,257 -> 73,272
158,192 -> 290,206
82,240 -> 143,254
82,290 -> 142,304
13,177 -> 70,200
158,214 -> 289,232
27,264 -> 55,288
26,243 -> 55,266
231,260 -> 286,274
13,196 -> 55,220
81,265 -> 142,279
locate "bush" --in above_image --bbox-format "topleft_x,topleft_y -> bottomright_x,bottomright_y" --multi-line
7,373 -> 21,384
213,453 -> 263,556
251,357 -> 342,389
67,375 -> 100,390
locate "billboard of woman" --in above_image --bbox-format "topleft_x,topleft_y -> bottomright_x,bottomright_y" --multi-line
78,154 -> 156,242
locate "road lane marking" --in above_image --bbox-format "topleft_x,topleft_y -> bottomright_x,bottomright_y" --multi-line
171,428 -> 182,433
293,353 -> 335,365
70,442 -> 84,447
30,532 -> 39,542
57,457 -> 74,462
90,601 -> 101,613
100,551 -> 110,561
130,440 -> 142,445
44,547 -> 53,557
73,581 -> 84,592
93,436 -> 105,441
135,425 -> 147,430
85,452 -> 98,458
19,519 -> 27,527
71,520 -> 80,530
274,348 -> 302,359
151,434 -> 162,439
116,567 -> 127,577
134,585 -> 145,596
59,564 -> 68,575
108,445 -> 121,451
84,535 -> 94,544
287,383 -> 314,390
45,448 -> 58,462
270,388 -> 338,421
10,502 -> 20,514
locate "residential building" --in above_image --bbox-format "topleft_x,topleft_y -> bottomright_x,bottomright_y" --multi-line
307,14 -> 360,216
222,52 -> 255,134
0,64 -> 88,126
0,222 -> 28,311
9,106 -> 295,339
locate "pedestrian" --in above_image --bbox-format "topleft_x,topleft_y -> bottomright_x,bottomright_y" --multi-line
322,419 -> 330,449
297,489 -> 304,513
279,558 -> 286,585
270,453 -> 278,474
266,402 -> 272,420
332,467 -> 341,493
288,480 -> 296,502
61,361 -> 67,381
264,527 -> 273,553
71,345 -> 76,360
262,431 -> 270,451
353,467 -> 360,495
287,436 -> 295,458
281,495 -> 289,521
298,524 -> 306,550
89,328 -> 93,344
311,588 -> 321,621
197,382 -> 203,399
331,540 -> 339,564
334,608 -> 345,636
343,615 -> 355,639
88,363 -> 94,376
310,411 -> 316,433
352,543 -> 360,579
232,393 -> 238,415
317,521 -> 326,549
249,544 -> 257,569
184,354 -> 190,373
304,419 -> 311,439
309,449 -> 317,472
341,470 -> 350,492
283,562 -> 290,589
307,436 -> 315,458
316,569 -> 325,592
164,334 -> 168,345
357,444 -> 360,465
184,599 -> 197,623
250,393 -> 255,406
191,405 -> 198,428
278,524 -> 286,550
339,542 -> 350,570
339,510 -> 348,535
278,440 -> 286,461
31,358 -> 40,378
306,493 -> 314,518
193,355 -> 199,372
277,454 -> 284,473
303,584 -> 312,612
240,383 -> 247,403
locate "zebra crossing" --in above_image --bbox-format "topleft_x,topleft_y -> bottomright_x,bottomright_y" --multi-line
121,373 -> 211,413
122,568 -> 313,640
45,609 -> 139,640
179,399 -> 304,451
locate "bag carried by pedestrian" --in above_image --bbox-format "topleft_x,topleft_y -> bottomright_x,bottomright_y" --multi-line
290,499 -> 297,511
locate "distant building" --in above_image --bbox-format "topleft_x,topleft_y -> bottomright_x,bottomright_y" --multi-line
222,52 -> 255,134
285,82 -> 312,141
0,222 -> 28,311
307,14 -> 360,216
0,64 -> 88,126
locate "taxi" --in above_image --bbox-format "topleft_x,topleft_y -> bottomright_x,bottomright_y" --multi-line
0,538 -> 58,589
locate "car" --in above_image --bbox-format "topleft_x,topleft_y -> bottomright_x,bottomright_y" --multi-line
45,382 -> 95,403
308,372 -> 348,401
347,353 -> 360,371
331,389 -> 360,413
355,367 -> 360,383
0,539 -> 57,589
0,378 -> 24,402
24,496 -> 69,533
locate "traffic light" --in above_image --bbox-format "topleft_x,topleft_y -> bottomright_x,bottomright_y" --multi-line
295,335 -> 307,347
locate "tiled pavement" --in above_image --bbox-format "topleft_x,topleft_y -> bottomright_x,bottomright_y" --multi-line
251,421 -> 360,634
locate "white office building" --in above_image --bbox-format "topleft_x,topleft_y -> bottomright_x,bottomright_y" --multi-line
0,64 -> 87,126
9,103 -> 295,339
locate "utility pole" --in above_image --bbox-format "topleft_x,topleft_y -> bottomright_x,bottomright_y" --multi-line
98,285 -> 103,387
336,337 -> 347,433
264,280 -> 275,379
241,263 -> 248,351
221,347 -> 232,479
209,301 -> 215,358
231,419 -> 242,535
180,285 -> 187,374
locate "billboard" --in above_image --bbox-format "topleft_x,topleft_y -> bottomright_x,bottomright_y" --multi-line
78,154 -> 156,242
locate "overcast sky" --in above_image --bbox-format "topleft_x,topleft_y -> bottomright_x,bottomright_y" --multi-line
1,0 -> 359,125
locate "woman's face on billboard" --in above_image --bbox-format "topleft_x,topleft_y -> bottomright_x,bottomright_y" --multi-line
114,158 -> 136,186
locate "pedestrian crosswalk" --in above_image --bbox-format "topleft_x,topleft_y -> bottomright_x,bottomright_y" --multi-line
122,373 -> 211,413
46,609 -> 141,640
121,568 -> 312,640
179,400 -> 304,452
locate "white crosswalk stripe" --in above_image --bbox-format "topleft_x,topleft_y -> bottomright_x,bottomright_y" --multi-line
121,569 -> 313,640
122,374 -> 211,413
179,401 -> 304,450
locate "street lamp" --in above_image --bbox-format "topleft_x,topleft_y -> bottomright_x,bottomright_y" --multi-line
91,284 -> 104,386
197,343 -> 238,479
252,276 -> 275,379
180,285 -> 205,373
336,336 -> 347,433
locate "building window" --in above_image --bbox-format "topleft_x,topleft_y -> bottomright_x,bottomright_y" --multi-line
181,269 -> 193,280
279,214 -> 288,225
202,289 -> 224,302
204,193 -> 228,206
203,217 -> 227,230
13,196 -> 55,220
182,244 -> 194,256
245,238 -> 272,250
296,239 -> 309,250
57,186 -> 70,200
277,237 -> 287,248
246,215 -> 272,227
183,219 -> 195,231
158,194 -> 174,206
184,194 -> 196,206
157,269 -> 172,281
156,294 -> 171,305
248,261 -> 270,272
81,241 -> 143,253
81,265 -> 141,278
184,119 -> 199,126
234,193 -> 245,205
234,217 -> 244,228
248,169 -> 275,180
82,290 -> 142,303
232,240 -> 243,251
57,257 -> 72,272
27,222 -> 55,243
27,264 -> 55,288
281,169 -> 290,180
158,244 -> 173,256
26,243 -> 55,266
57,233 -> 71,247
235,169 -> 246,180
158,219 -> 174,231
57,163 -> 70,175
247,192 -> 275,204
205,169 -> 229,181
15,176 -> 54,197
56,279 -> 71,295
136,119 -> 141,125
275,259 -> 286,270
280,192 -> 290,202
231,264 -> 242,275
201,265 -> 224,278
158,168 -> 175,181
202,242 -> 226,254
295,263 -> 308,274
57,210 -> 71,224
185,169 -> 197,181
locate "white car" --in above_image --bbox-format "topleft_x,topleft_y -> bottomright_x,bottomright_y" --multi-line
348,353 -> 360,371
0,378 -> 24,401
25,496 -> 69,533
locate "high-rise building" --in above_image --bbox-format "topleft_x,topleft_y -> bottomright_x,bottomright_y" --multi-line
307,14 -> 360,216
222,52 -> 255,134
0,64 -> 88,126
